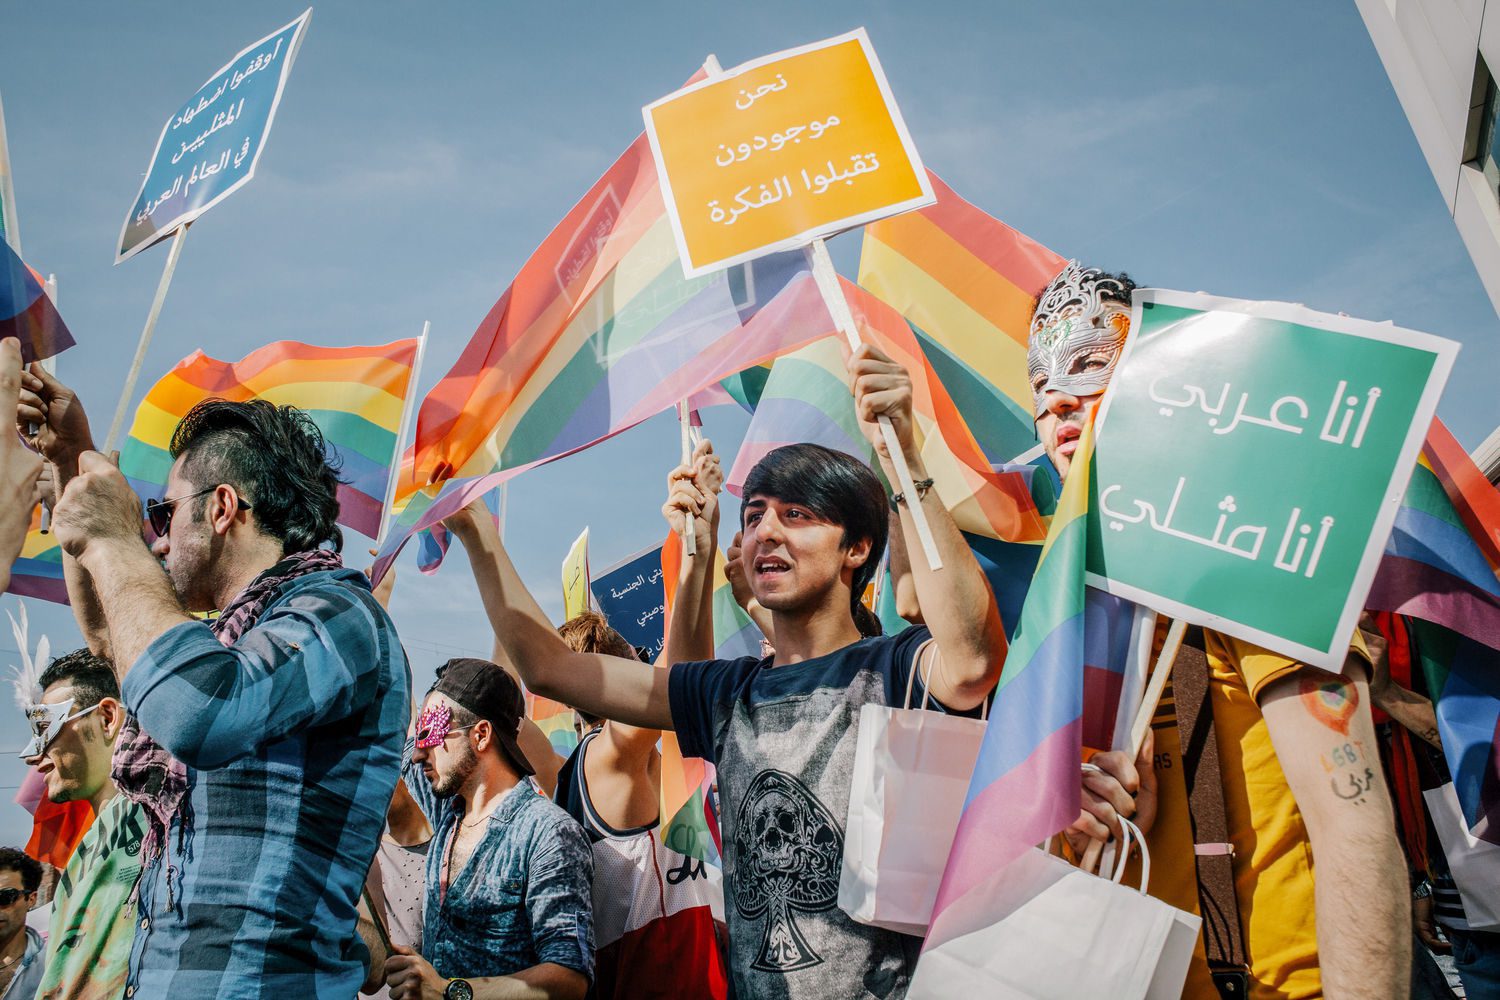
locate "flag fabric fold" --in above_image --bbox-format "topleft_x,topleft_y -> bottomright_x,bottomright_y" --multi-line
0,240 -> 74,364
858,171 -> 1065,465
1368,418 -> 1500,842
373,129 -> 837,581
923,421 -> 1098,953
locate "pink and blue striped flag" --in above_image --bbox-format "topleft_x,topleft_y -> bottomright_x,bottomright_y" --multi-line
1,241 -> 73,364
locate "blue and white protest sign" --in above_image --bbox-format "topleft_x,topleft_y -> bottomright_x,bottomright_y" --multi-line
116,9 -> 311,263
591,544 -> 667,660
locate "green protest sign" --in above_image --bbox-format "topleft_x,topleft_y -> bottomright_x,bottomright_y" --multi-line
1085,290 -> 1458,669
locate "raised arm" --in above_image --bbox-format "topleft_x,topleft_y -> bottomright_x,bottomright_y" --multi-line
16,362 -> 110,656
444,500 -> 673,730
0,340 -> 44,596
849,342 -> 1005,710
1258,654 -> 1410,998
725,529 -> 774,641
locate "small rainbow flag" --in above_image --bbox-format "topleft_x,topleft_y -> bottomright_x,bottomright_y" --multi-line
858,171 -> 1066,465
1,240 -> 74,365
526,693 -> 580,757
117,338 -> 421,540
372,123 -> 836,581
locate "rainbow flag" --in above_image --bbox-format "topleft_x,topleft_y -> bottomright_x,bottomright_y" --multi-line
6,507 -> 66,604
924,421 -> 1098,953
1,240 -> 73,364
117,338 -> 420,540
858,171 -> 1066,464
526,693 -> 580,757
372,127 -> 835,581
1367,418 -> 1500,841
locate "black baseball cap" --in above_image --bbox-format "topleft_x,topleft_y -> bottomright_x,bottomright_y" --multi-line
430,658 -> 535,777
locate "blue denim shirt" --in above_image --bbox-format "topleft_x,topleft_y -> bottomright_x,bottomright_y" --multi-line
404,743 -> 594,982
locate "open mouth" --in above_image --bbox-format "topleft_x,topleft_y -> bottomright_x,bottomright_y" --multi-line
1054,423 -> 1082,454
754,555 -> 791,578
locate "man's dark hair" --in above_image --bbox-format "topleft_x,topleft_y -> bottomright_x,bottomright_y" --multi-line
37,649 -> 118,710
741,444 -> 888,613
170,398 -> 344,554
0,848 -> 41,894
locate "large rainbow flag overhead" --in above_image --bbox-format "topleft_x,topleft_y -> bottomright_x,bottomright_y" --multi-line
858,171 -> 1066,465
1368,418 -> 1500,841
117,338 -> 420,540
1,240 -> 73,365
923,420 -> 1098,955
372,124 -> 836,582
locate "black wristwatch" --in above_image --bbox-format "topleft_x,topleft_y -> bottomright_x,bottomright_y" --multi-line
444,979 -> 474,1000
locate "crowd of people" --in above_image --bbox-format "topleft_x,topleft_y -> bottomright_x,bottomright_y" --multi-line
0,260 -> 1493,1000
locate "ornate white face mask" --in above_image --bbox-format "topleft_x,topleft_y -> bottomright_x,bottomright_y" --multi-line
21,698 -> 100,759
1026,261 -> 1132,417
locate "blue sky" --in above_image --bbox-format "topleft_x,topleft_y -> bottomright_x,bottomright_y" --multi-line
1,2 -> 1496,846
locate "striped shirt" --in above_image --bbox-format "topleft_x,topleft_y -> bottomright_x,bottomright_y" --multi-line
120,568 -> 410,999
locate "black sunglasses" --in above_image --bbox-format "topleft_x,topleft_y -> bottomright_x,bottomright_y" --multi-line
146,487 -> 252,537
0,887 -> 31,907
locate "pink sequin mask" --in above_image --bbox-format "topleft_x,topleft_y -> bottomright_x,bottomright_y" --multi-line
415,702 -> 475,748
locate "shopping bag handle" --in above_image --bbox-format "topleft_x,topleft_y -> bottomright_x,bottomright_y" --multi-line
1108,817 -> 1151,895
904,641 -> 988,720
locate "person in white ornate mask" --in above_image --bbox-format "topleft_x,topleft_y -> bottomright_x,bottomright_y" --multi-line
1027,261 -> 1135,479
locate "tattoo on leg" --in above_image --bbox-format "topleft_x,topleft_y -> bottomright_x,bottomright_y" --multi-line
1298,675 -> 1359,736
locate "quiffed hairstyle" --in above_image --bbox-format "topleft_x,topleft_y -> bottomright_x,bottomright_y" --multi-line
38,648 -> 118,709
170,398 -> 344,554
741,444 -> 889,613
0,847 -> 42,894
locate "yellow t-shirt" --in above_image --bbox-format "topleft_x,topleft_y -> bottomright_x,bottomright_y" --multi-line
1142,628 -> 1319,1000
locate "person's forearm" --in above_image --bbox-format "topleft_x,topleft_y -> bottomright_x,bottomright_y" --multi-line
665,529 -> 716,666
469,964 -> 587,1000
61,547 -> 112,659
1309,823 -> 1410,997
879,454 -> 1004,701
448,509 -> 671,729
76,538 -> 193,681
885,511 -> 922,624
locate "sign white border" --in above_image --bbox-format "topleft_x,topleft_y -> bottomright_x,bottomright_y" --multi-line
1085,287 -> 1460,670
115,8 -> 313,265
642,27 -> 936,279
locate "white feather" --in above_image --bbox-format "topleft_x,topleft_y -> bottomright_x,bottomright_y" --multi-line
7,602 -> 52,712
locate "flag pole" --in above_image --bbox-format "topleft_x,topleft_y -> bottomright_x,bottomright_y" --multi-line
103,222 -> 190,453
804,239 -> 944,571
374,322 -> 429,548
37,275 -> 58,532
0,92 -> 21,256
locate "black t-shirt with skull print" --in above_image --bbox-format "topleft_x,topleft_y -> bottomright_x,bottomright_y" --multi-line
669,625 -> 953,1000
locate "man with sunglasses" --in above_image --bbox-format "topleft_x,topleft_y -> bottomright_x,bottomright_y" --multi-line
30,386 -> 410,1000
17,648 -> 145,1000
384,659 -> 593,1000
0,849 -> 43,1000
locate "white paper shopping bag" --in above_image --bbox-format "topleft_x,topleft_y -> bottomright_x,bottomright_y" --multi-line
1425,781 -> 1500,931
838,654 -> 986,935
908,819 -> 1200,1000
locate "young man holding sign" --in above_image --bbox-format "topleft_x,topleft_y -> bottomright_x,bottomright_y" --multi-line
1029,262 -> 1409,999
446,344 -> 1005,1000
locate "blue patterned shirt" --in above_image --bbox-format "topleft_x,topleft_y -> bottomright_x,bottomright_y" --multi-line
404,742 -> 595,983
120,568 -> 410,1000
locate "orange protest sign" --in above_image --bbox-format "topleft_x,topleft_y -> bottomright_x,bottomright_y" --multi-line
644,29 -> 934,278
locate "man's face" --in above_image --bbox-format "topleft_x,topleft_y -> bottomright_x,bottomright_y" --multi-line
25,682 -> 112,805
410,694 -> 479,799
0,870 -> 33,946
1037,389 -> 1105,483
740,496 -> 869,614
149,458 -> 218,611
